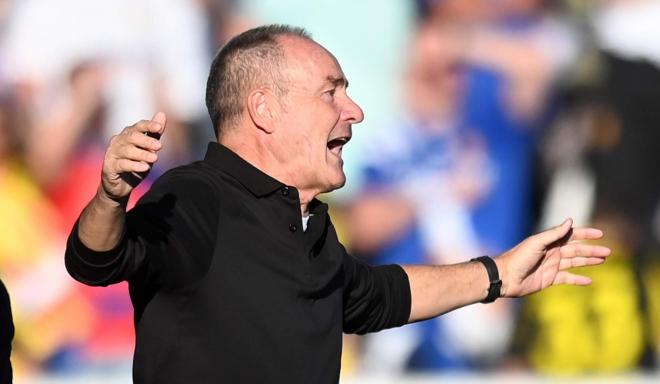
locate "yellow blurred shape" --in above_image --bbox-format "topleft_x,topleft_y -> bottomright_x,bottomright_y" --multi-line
527,247 -> 644,375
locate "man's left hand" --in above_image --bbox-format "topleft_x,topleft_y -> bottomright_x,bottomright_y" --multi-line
495,218 -> 611,298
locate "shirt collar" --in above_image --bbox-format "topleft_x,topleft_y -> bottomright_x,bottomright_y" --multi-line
203,142 -> 284,197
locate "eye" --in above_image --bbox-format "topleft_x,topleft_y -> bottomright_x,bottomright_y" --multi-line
324,88 -> 336,98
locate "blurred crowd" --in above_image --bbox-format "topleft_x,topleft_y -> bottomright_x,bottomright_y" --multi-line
0,0 -> 659,380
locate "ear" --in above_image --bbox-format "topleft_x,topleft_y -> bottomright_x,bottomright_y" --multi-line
246,89 -> 277,134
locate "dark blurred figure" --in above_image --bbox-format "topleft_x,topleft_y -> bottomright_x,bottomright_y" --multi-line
592,30 -> 660,266
590,0 -> 660,369
509,0 -> 660,373
0,280 -> 13,383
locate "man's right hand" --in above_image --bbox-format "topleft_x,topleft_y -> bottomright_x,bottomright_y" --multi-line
101,112 -> 167,201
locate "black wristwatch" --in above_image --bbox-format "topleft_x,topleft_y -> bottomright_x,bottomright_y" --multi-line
471,256 -> 502,303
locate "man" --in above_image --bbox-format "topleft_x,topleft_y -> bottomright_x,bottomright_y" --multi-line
65,25 -> 610,383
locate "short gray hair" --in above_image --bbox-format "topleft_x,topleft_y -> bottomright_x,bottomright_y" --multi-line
205,24 -> 311,137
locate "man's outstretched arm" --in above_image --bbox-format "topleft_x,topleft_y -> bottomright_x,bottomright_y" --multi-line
77,112 -> 166,251
404,218 -> 611,322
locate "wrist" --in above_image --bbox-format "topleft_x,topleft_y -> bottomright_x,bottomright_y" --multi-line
494,256 -> 508,298
96,184 -> 129,209
471,256 -> 502,303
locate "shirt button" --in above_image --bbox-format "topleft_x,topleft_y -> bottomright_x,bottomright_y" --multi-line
289,224 -> 298,232
281,187 -> 290,196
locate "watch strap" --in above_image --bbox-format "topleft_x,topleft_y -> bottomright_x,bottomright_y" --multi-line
471,256 -> 502,303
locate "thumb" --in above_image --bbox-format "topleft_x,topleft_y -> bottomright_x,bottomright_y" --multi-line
151,111 -> 167,134
535,218 -> 573,247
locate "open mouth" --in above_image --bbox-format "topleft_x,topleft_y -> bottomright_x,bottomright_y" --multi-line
327,136 -> 351,158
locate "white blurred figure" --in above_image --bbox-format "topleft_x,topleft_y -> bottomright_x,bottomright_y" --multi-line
1,0 -> 210,184
593,0 -> 660,67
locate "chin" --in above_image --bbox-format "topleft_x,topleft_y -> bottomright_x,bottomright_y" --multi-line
323,172 -> 347,193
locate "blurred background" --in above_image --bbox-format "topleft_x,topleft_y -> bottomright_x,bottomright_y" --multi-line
0,0 -> 659,382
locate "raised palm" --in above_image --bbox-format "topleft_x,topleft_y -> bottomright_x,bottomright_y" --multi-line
497,219 -> 611,298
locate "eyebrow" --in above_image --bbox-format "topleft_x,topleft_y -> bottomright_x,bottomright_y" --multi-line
325,75 -> 349,88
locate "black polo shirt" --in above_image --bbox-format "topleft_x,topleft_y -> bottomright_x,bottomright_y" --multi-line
65,142 -> 411,383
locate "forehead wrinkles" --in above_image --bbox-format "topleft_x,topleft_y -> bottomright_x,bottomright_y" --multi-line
279,36 -> 343,92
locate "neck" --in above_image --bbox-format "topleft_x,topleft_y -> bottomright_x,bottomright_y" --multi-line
300,202 -> 310,217
219,134 -> 318,217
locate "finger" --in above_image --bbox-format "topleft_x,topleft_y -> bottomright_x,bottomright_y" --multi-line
535,218 -> 573,247
122,119 -> 162,136
151,111 -> 167,134
117,145 -> 158,164
560,243 -> 611,258
144,112 -> 167,140
559,256 -> 606,270
553,271 -> 592,286
114,158 -> 150,173
126,129 -> 162,151
568,227 -> 604,242
125,120 -> 154,134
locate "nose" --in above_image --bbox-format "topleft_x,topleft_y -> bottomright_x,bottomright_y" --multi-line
341,95 -> 364,124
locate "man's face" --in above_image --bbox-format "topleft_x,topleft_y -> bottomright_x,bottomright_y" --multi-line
270,37 -> 364,195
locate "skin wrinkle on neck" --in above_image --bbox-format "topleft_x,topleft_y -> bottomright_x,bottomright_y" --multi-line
220,137 -> 315,216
